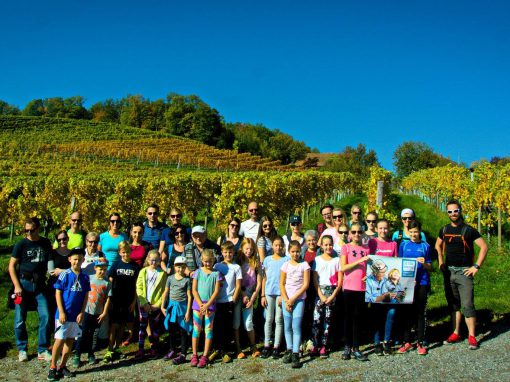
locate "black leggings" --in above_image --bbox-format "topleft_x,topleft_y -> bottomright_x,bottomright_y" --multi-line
167,322 -> 189,355
402,284 -> 429,344
343,290 -> 365,349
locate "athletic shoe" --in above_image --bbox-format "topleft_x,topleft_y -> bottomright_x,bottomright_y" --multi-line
221,353 -> 232,363
260,347 -> 272,359
352,349 -> 368,362
251,346 -> 261,358
164,350 -> 176,361
383,342 -> 392,355
190,354 -> 199,367
319,347 -> 328,359
121,336 -> 133,347
237,351 -> 246,359
291,353 -> 301,369
113,348 -> 123,360
38,350 -> 52,361
417,343 -> 428,355
47,368 -> 58,381
444,332 -> 462,344
57,367 -> 75,378
468,335 -> 479,350
103,350 -> 114,363
88,355 -> 96,365
271,348 -> 282,359
18,350 -> 28,362
208,349 -> 220,362
374,344 -> 384,356
398,342 -> 413,354
147,348 -> 158,360
282,351 -> 293,364
308,346 -> 319,357
197,355 -> 208,368
72,354 -> 80,368
134,349 -> 144,360
172,354 -> 186,365
341,346 -> 351,360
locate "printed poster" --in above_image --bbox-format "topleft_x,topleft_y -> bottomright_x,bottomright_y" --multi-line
365,255 -> 417,304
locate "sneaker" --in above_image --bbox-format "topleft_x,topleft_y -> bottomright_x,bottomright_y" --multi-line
251,346 -> 261,358
260,347 -> 272,359
164,350 -> 176,361
468,335 -> 479,350
417,343 -> 428,355
134,349 -> 144,360
172,354 -> 186,365
148,348 -> 158,360
18,350 -> 28,362
341,346 -> 351,360
72,354 -> 80,368
221,353 -> 232,363
444,332 -> 462,344
103,350 -> 114,363
308,346 -> 319,357
237,351 -> 246,359
271,348 -> 282,359
113,348 -> 123,360
383,342 -> 392,355
319,347 -> 328,359
57,367 -> 76,378
352,349 -> 368,362
374,344 -> 383,356
398,342 -> 413,354
291,353 -> 301,369
282,351 -> 293,364
121,336 -> 133,347
88,355 -> 96,365
47,368 -> 58,381
38,350 -> 52,362
197,355 -> 208,368
190,354 -> 199,367
208,349 -> 220,362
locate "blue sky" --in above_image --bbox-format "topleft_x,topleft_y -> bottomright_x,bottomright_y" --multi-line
1,1 -> 509,169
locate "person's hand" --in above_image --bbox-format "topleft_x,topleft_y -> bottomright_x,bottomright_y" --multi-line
98,312 -> 107,323
320,295 -> 328,304
185,312 -> 191,322
200,303 -> 208,315
261,296 -> 267,308
77,313 -> 84,325
161,307 -> 167,316
464,266 -> 478,277
325,296 -> 334,305
14,286 -> 23,295
360,255 -> 370,263
389,292 -> 397,300
242,296 -> 249,307
59,312 -> 67,324
245,298 -> 254,309
416,257 -> 425,264
285,300 -> 294,312
439,263 -> 447,273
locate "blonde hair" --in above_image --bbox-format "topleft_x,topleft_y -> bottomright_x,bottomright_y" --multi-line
237,237 -> 260,270
387,268 -> 401,283
144,249 -> 161,267
201,249 -> 216,263
118,240 -> 132,254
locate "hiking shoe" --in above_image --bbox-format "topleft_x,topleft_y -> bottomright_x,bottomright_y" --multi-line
308,346 -> 319,357
38,350 -> 52,362
47,368 -> 58,381
134,349 -> 144,360
417,343 -> 428,355
398,342 -> 413,354
383,342 -> 392,355
103,350 -> 114,363
468,335 -> 479,350
260,347 -> 272,359
319,347 -> 328,359
237,351 -> 246,359
221,353 -> 232,363
282,351 -> 292,364
444,332 -> 462,344
190,354 -> 199,367
18,350 -> 28,362
291,353 -> 301,368
374,344 -> 384,356
121,336 -> 133,347
341,346 -> 351,360
352,349 -> 368,362
172,354 -> 186,365
197,355 -> 208,368
57,367 -> 75,378
72,354 -> 80,368
148,348 -> 158,360
208,349 -> 220,362
251,346 -> 261,358
271,348 -> 282,359
87,355 -> 96,365
164,350 -> 176,361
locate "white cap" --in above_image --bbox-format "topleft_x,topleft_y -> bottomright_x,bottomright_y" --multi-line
191,225 -> 206,234
174,256 -> 186,265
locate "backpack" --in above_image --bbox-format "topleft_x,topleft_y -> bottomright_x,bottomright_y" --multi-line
441,224 -> 471,255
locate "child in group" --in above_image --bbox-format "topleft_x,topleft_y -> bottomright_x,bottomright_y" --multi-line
340,223 -> 370,362
161,256 -> 192,365
311,235 -> 342,358
398,221 -> 432,355
104,241 -> 139,363
280,240 -> 310,369
260,236 -> 288,358
135,250 -> 168,359
211,241 -> 242,363
48,248 -> 90,381
302,230 -> 319,351
191,249 -> 222,368
73,258 -> 111,367
233,238 -> 262,359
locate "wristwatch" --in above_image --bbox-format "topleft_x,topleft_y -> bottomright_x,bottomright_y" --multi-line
473,264 -> 480,270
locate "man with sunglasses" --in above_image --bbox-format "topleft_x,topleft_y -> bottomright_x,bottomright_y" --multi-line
9,217 -> 54,362
53,212 -> 87,250
142,204 -> 168,250
391,208 -> 426,244
436,199 -> 487,350
240,201 -> 260,242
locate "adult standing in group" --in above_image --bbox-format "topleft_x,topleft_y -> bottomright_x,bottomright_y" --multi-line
316,204 -> 335,236
184,226 -> 221,275
217,217 -> 244,253
240,201 -> 260,242
98,213 -> 129,269
391,208 -> 426,244
82,232 -> 104,276
436,199 -> 488,349
9,217 -> 53,362
130,222 -> 151,268
256,216 -> 278,262
54,212 -> 87,249
283,215 -> 305,256
158,207 -> 191,255
319,208 -> 346,247
162,224 -> 189,273
348,205 -> 367,231
142,204 -> 167,251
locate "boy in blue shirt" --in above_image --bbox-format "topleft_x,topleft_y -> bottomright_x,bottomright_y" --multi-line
48,248 -> 90,381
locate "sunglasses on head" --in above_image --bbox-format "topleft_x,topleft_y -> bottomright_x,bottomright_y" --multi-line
447,209 -> 460,214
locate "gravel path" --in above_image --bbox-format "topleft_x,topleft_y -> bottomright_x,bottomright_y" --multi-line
1,322 -> 509,382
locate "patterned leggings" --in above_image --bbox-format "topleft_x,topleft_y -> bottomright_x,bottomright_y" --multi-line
138,308 -> 162,350
192,310 -> 215,340
311,299 -> 334,348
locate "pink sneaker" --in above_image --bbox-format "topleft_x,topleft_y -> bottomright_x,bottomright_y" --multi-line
444,332 -> 462,344
190,354 -> 199,367
397,342 -> 413,354
468,335 -> 479,350
319,347 -> 328,359
308,347 -> 319,357
197,355 -> 208,368
417,343 -> 428,355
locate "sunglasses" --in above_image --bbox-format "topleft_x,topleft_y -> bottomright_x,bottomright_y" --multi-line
447,209 -> 460,214
290,222 -> 301,226
263,224 -> 272,228
87,240 -> 99,244
229,224 -> 240,228
350,230 -> 363,234
402,217 -> 413,221
147,211 -> 158,216
57,237 -> 68,242
322,212 -> 332,217
249,208 -> 258,212
25,228 -> 36,234
352,211 -> 361,215
71,219 -> 82,223
170,214 -> 182,218
339,231 -> 349,234
110,220 -> 121,224
366,219 -> 377,223
174,231 -> 184,236
333,215 -> 343,219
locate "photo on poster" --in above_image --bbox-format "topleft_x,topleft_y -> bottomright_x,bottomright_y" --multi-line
365,255 -> 417,304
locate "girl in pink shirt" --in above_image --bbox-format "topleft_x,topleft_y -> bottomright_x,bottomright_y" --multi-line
368,219 -> 398,258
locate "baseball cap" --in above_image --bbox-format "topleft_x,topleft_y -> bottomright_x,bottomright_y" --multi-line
191,225 -> 206,234
174,256 -> 186,265
94,258 -> 109,267
290,215 -> 302,224
69,247 -> 85,256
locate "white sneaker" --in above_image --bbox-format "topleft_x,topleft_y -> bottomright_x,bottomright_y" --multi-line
37,350 -> 52,361
18,350 -> 28,362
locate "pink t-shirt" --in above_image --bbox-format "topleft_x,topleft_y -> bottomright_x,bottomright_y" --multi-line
130,244 -> 148,268
369,238 -> 397,257
341,243 -> 370,292
281,261 -> 310,300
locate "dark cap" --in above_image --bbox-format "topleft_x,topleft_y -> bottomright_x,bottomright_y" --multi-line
290,215 -> 302,224
69,247 -> 85,256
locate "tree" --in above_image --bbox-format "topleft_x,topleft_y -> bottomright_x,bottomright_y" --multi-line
262,132 -> 309,165
0,100 -> 20,115
120,94 -> 148,129
90,99 -> 122,122
393,141 -> 454,178
22,99 -> 45,116
324,144 -> 379,178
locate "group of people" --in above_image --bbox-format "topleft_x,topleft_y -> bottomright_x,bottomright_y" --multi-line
7,200 -> 488,379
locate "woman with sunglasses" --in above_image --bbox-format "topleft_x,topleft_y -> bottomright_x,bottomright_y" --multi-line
318,208 -> 346,249
98,213 -> 129,269
391,209 -> 426,245
161,223 -> 189,274
255,216 -> 278,263
340,223 -> 370,362
159,208 -> 192,256
217,217 -> 244,254
283,215 -> 304,256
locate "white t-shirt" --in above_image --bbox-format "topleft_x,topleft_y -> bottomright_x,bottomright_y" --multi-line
282,235 -> 304,256
146,269 -> 158,303
214,262 -> 242,303
312,255 -> 341,286
240,219 -> 260,242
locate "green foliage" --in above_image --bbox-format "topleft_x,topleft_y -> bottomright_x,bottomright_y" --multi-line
90,98 -> 122,123
0,100 -> 20,115
393,141 -> 454,179
21,97 -> 89,119
22,99 -> 45,116
323,144 -> 379,179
